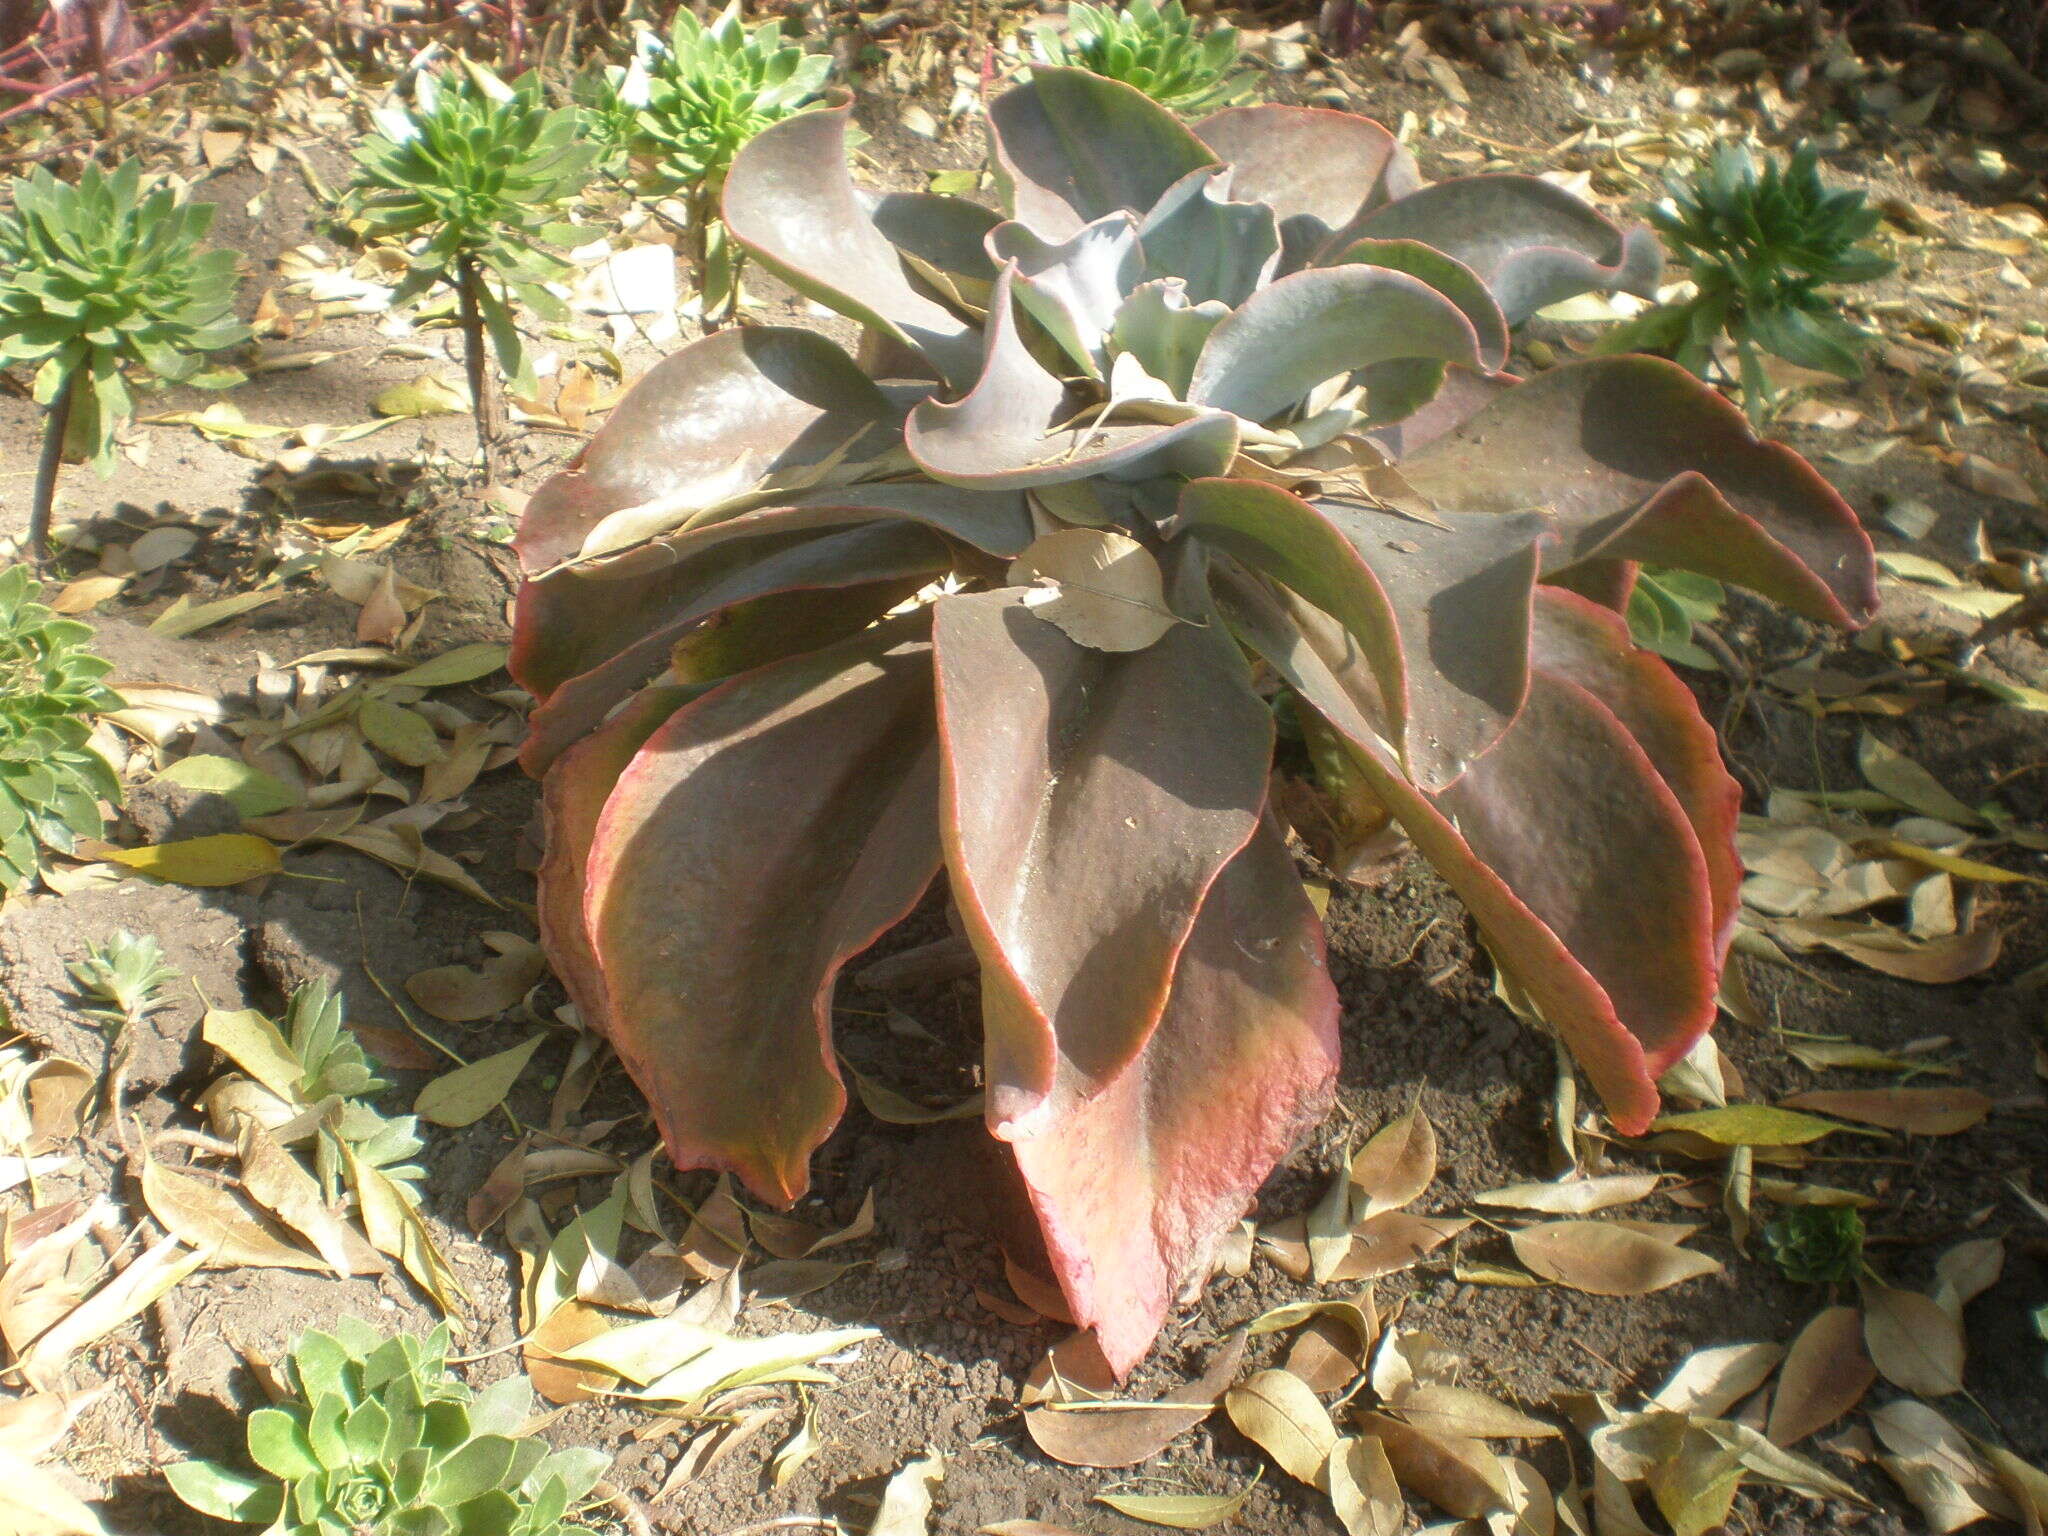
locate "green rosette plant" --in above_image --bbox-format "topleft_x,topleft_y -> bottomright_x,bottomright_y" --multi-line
507,71 -> 1878,1375
1600,142 -> 1894,421
582,3 -> 831,315
347,59 -> 594,479
0,565 -> 122,893
164,1319 -> 609,1535
1035,0 -> 1255,115
1763,1206 -> 1864,1285
0,161 -> 246,562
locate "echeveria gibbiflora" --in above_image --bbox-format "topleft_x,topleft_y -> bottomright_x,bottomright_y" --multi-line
510,71 -> 1877,1374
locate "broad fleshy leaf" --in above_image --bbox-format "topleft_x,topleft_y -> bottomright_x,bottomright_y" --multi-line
584,622 -> 942,1205
512,326 -> 896,575
1347,175 -> 1662,324
1400,356 -> 1879,626
1186,264 -> 1484,424
908,264 -> 1240,489
988,67 -> 1217,239
933,585 -> 1272,1135
1007,823 -> 1339,1376
989,212 -> 1144,378
1134,167 -> 1280,309
723,105 -> 984,387
1193,104 -> 1420,270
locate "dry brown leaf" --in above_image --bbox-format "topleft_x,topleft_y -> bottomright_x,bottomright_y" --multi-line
234,1121 -> 385,1276
1862,1280 -> 1966,1397
1008,529 -> 1174,652
356,564 -> 408,647
141,1152 -> 324,1271
1004,1255 -> 1076,1326
1954,453 -> 2042,508
525,1299 -> 614,1405
405,932 -> 546,1022
16,1235 -> 204,1390
1509,1222 -> 1721,1295
1350,1100 -> 1437,1220
1973,1438 -> 2048,1536
1777,1087 -> 1992,1136
1470,1174 -> 1662,1215
1022,1329 -> 1119,1406
1328,1213 -> 1470,1282
1328,1435 -> 1403,1536
1767,1306 -> 1875,1447
1932,1238 -> 2004,1321
1648,1343 -> 1784,1419
1359,1410 -> 1512,1519
1871,1399 -> 2015,1533
1225,1368 -> 1336,1485
1026,1333 -> 1244,1468
1392,1383 -> 1559,1441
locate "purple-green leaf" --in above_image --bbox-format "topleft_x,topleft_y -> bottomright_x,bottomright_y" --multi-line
907,264 -> 1239,488
1347,174 -> 1661,324
1194,104 -> 1420,271
932,588 -> 1272,1135
511,327 -> 894,576
584,622 -> 941,1206
724,105 -> 984,388
988,67 -> 1219,239
1008,821 -> 1339,1377
1186,264 -> 1485,424
1398,356 -> 1879,627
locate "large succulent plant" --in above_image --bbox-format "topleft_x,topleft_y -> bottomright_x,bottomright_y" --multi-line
508,72 -> 1877,1374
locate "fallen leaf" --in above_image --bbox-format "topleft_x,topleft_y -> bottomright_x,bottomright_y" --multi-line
104,833 -> 281,886
406,934 -> 547,1022
156,755 -> 299,817
1026,1334 -> 1243,1467
1350,1100 -> 1437,1220
1509,1222 -> 1721,1295
1953,453 -> 2042,508
1931,1238 -> 2004,1321
373,374 -> 468,418
1359,1410 -> 1511,1519
1393,1384 -> 1560,1441
234,1121 -> 384,1277
1329,1213 -> 1470,1281
1225,1368 -> 1337,1485
1008,529 -> 1175,652
1871,1399 -> 2015,1533
771,1391 -> 821,1489
15,1235 -> 204,1390
1862,1280 -> 1966,1396
413,1036 -> 545,1128
1857,734 -> 1988,827
358,695 -> 444,766
1471,1175 -> 1662,1214
1767,1306 -> 1874,1447
1778,1087 -> 1991,1136
141,1155 -> 307,1272
1646,1105 -> 1845,1146
356,564 -> 407,647
387,643 -> 510,689
871,1449 -> 945,1536
1328,1434 -> 1403,1536
1649,1343 -> 1784,1419
1096,1476 -> 1258,1530
147,589 -> 285,638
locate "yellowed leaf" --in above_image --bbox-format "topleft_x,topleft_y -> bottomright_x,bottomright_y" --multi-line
104,833 -> 281,887
1509,1222 -> 1721,1295
1778,1087 -> 1991,1136
1350,1100 -> 1437,1220
1225,1368 -> 1336,1485
1862,1281 -> 1965,1397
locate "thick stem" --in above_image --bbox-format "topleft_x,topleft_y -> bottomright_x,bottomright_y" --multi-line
28,367 -> 78,568
455,254 -> 500,483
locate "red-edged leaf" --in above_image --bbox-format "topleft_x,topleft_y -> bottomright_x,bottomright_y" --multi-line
1008,823 -> 1340,1376
724,105 -> 984,387
932,588 -> 1272,1134
1194,104 -> 1420,271
1400,356 -> 1878,628
537,684 -> 693,1043
908,264 -> 1240,489
1214,566 -> 1659,1131
1530,588 -> 1742,959
987,67 -> 1218,240
511,326 -> 894,576
1435,668 -> 1718,1080
1349,174 -> 1662,324
584,621 -> 941,1205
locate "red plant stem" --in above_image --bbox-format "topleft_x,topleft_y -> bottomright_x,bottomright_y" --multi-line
0,5 -> 208,129
28,368 -> 79,568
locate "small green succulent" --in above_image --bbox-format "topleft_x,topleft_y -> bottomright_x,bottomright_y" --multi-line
68,930 -> 177,1028
1034,0 -> 1255,115
1762,1205 -> 1865,1285
0,161 -> 247,559
280,980 -> 428,1205
1600,142 -> 1894,421
164,1319 -> 610,1536
0,566 -> 122,892
632,3 -> 832,201
1627,567 -> 1726,671
347,58 -> 594,475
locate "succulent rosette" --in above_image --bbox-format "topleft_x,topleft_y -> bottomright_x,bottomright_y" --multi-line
508,71 -> 1877,1374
